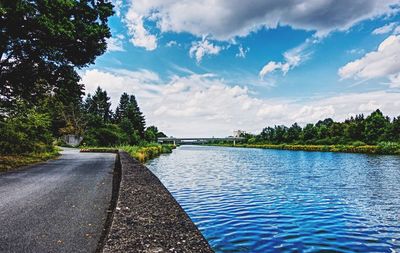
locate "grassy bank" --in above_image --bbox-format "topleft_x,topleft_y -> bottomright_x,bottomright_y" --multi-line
0,149 -> 60,172
81,144 -> 175,163
211,142 -> 400,155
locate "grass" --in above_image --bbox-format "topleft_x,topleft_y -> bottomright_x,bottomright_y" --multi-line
211,142 -> 400,155
81,143 -> 175,163
0,149 -> 60,172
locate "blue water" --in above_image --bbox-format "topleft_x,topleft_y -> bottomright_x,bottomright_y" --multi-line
147,145 -> 400,252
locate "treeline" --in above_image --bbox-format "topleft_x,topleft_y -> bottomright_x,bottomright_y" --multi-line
244,110 -> 400,145
81,87 -> 166,146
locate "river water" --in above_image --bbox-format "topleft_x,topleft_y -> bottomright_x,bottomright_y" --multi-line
146,145 -> 400,252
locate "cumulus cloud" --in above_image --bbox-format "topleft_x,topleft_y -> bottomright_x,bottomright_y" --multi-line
338,35 -> 400,87
189,39 -> 222,62
123,0 -> 399,48
124,6 -> 157,50
81,68 -> 400,137
106,34 -> 125,52
372,22 -> 398,34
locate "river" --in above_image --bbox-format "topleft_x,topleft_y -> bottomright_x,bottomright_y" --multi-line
146,145 -> 400,252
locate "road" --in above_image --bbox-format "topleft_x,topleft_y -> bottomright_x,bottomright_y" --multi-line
0,148 -> 116,253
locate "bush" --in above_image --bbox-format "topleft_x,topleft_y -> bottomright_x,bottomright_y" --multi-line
83,124 -> 128,147
377,142 -> 400,155
0,110 -> 54,154
352,141 -> 366,147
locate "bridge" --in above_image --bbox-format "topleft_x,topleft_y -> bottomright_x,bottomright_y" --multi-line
157,137 -> 245,146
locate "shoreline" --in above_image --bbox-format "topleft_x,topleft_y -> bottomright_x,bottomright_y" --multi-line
206,143 -> 400,155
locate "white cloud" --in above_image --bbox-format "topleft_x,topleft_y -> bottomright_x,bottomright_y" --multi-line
259,61 -> 290,78
124,0 -> 399,46
111,0 -> 123,17
106,34 -> 125,52
338,35 -> 400,85
81,68 -> 400,137
372,22 -> 398,34
236,45 -> 249,58
259,38 -> 314,78
124,6 -> 157,50
166,41 -> 179,47
189,39 -> 222,62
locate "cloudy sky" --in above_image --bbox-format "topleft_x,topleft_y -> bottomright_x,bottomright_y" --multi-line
82,0 -> 400,137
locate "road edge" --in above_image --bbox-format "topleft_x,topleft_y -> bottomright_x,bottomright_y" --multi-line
96,152 -> 121,253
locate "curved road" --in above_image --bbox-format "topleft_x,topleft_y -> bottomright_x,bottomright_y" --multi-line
0,148 -> 115,253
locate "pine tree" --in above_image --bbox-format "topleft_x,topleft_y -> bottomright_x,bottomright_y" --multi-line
128,95 -> 146,137
115,93 -> 130,123
85,87 -> 112,123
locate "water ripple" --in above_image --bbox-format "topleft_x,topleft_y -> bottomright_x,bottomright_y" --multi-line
147,145 -> 400,252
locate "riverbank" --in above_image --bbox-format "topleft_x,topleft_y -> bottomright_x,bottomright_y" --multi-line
209,143 -> 400,155
102,151 -> 213,252
80,144 -> 175,163
0,149 -> 60,172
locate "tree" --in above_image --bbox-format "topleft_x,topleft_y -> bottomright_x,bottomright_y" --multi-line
388,116 -> 400,142
302,124 -> 317,142
85,87 -> 112,123
287,123 -> 302,142
364,109 -> 390,144
115,93 -> 130,123
128,95 -> 146,137
0,0 -> 114,108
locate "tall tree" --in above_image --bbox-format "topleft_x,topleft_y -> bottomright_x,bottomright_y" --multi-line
0,0 -> 114,108
128,95 -> 146,136
85,87 -> 112,123
115,93 -> 130,123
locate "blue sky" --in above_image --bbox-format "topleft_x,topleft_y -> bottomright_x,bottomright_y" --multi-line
82,0 -> 400,137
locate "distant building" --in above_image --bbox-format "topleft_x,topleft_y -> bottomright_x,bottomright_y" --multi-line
233,130 -> 245,138
61,134 -> 83,147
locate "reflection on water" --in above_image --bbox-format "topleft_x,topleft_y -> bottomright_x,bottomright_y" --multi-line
147,145 -> 400,252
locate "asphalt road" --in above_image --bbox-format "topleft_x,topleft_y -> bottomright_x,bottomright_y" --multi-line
0,148 -> 116,253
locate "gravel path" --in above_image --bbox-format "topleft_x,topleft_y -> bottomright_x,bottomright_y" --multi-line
0,148 -> 115,253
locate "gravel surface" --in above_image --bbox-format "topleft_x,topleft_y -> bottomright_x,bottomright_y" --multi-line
103,152 -> 213,253
0,148 -> 115,253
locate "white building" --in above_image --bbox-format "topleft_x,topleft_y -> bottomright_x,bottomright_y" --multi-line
233,130 -> 246,138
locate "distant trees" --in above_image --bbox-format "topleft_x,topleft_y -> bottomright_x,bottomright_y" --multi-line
81,89 -> 166,147
252,109 -> 400,145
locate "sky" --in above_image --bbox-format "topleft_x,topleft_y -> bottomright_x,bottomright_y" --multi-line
81,0 -> 400,137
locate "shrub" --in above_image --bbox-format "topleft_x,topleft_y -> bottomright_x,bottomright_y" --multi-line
83,124 -> 128,147
377,142 -> 400,155
0,110 -> 54,154
351,141 -> 366,147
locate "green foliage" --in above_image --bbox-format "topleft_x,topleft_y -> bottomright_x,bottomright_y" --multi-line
85,87 -> 112,123
364,109 -> 390,144
0,106 -> 54,154
0,149 -> 60,171
82,124 -> 127,147
1,0 -> 113,107
376,142 -> 400,155
253,109 -> 399,148
119,144 -> 175,163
